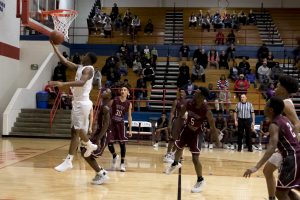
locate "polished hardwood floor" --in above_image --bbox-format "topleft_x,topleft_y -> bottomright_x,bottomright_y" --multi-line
0,138 -> 271,200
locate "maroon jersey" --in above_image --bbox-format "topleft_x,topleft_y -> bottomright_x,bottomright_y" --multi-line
185,100 -> 208,133
227,117 -> 235,130
111,96 -> 130,123
274,116 -> 300,158
174,98 -> 187,118
215,118 -> 225,130
96,103 -> 111,133
261,120 -> 270,133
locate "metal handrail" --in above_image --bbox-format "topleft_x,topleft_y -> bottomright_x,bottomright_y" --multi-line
50,91 -> 62,129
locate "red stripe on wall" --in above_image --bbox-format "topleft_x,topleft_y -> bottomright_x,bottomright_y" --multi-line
0,42 -> 20,60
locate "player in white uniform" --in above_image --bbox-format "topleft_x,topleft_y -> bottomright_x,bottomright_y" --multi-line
262,75 -> 300,200
49,41 -> 98,172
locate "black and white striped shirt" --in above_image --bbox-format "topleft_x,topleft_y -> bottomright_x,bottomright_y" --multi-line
235,102 -> 254,119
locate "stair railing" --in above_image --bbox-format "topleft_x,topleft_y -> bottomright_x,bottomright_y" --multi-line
50,91 -> 62,129
93,89 -> 102,126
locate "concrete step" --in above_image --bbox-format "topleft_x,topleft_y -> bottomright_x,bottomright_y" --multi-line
164,41 -> 183,45
14,122 -> 70,129
152,84 -> 177,89
21,108 -> 71,114
156,71 -> 179,75
9,132 -> 70,138
19,112 -> 70,119
16,117 -> 71,123
12,127 -> 70,134
257,24 -> 276,28
261,38 -> 283,42
260,34 -> 281,39
150,94 -> 177,99
260,31 -> 279,35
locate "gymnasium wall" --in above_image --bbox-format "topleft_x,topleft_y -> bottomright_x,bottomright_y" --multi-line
101,0 -> 300,8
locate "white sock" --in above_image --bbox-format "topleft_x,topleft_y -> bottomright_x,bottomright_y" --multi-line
66,154 -> 74,161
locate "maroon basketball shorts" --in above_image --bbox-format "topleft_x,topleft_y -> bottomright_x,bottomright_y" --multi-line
175,126 -> 201,154
109,122 -> 128,142
277,154 -> 300,190
171,118 -> 185,141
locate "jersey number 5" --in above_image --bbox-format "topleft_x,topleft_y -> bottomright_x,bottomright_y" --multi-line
190,118 -> 195,125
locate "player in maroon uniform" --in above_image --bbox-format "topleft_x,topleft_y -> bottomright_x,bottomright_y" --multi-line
107,86 -> 132,172
258,117 -> 271,150
244,97 -> 300,200
213,111 -> 227,149
80,88 -> 111,185
166,87 -> 220,193
224,109 -> 237,150
164,88 -> 187,163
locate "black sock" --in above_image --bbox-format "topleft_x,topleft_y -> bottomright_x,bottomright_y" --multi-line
121,158 -> 125,164
269,197 -> 275,200
197,176 -> 204,182
172,161 -> 178,166
113,153 -> 117,159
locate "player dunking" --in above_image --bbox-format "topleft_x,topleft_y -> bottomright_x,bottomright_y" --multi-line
80,88 -> 112,185
165,88 -> 187,163
244,97 -> 300,200
107,86 -> 132,172
166,87 -> 220,193
262,75 -> 300,200
49,42 -> 98,172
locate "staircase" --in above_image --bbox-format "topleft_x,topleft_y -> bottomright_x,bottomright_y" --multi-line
254,10 -> 283,46
10,109 -> 71,138
164,11 -> 183,44
149,62 -> 179,111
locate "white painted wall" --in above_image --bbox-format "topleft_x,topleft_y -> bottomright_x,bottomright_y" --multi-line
101,0 -> 300,8
59,0 -> 75,10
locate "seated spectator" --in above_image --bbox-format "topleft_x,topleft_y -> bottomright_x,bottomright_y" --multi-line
215,112 -> 227,148
122,9 -> 132,35
219,50 -> 229,69
238,56 -> 250,75
106,67 -> 121,86
223,109 -> 237,150
234,74 -> 250,96
114,15 -> 123,31
266,51 -> 276,68
231,11 -> 240,31
246,70 -> 256,86
177,71 -> 190,89
189,12 -> 197,29
103,21 -> 112,38
130,40 -> 141,57
229,62 -> 239,81
238,10 -> 247,25
223,13 -> 232,28
93,67 -> 102,89
135,74 -> 148,111
257,117 -> 271,150
257,60 -> 271,83
110,3 -> 119,21
212,10 -> 224,31
179,62 -> 190,75
191,62 -> 205,82
92,14 -> 102,34
143,45 -> 151,64
132,56 -> 142,74
226,29 -> 236,45
215,31 -> 225,45
53,62 -> 66,82
226,43 -> 236,61
265,83 -> 275,100
217,74 -> 229,90
201,16 -> 211,32
72,53 -> 81,64
257,43 -> 269,60
118,59 -> 128,76
119,40 -> 129,59
130,15 -> 141,37
123,79 -> 132,88
208,48 -> 219,68
207,83 -> 220,112
179,43 -> 190,61
151,47 -> 158,65
255,58 -> 264,79
153,113 -> 169,148
142,63 -> 155,85
247,9 -> 256,25
219,88 -> 231,114
193,48 -> 208,69
270,62 -> 283,81
144,19 -> 154,35
183,80 -> 197,99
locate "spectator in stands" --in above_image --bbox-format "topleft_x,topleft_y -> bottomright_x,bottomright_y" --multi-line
189,12 -> 197,29
144,19 -> 154,35
119,59 -> 128,76
208,47 -> 219,69
229,61 -> 239,81
72,53 -> 81,64
130,15 -> 141,37
103,20 -> 112,38
179,61 -> 190,76
201,16 -> 211,32
266,51 -> 275,68
122,9 -> 132,35
238,10 -> 247,25
179,43 -> 190,61
215,111 -> 227,148
226,43 -> 236,61
114,15 -> 123,31
257,60 -> 271,83
212,10 -> 224,31
257,43 -> 269,60
247,9 -> 256,25
151,47 -> 158,65
219,87 -> 231,114
191,61 -> 205,82
217,74 -> 229,91
226,29 -> 236,45
246,69 -> 256,87
92,67 -> 102,90
92,13 -> 102,34
238,56 -> 251,75
132,56 -> 142,74
223,13 -> 233,28
219,50 -> 229,69
130,40 -> 141,57
270,62 -> 283,81
135,74 -> 148,111
183,80 -> 197,99
110,3 -> 119,22
119,40 -> 129,59
142,63 -> 155,85
215,31 -> 225,45
258,117 -> 271,150
153,113 -> 169,148
193,47 -> 208,69
177,63 -> 190,88
143,45 -> 151,64
106,67 -> 120,86
231,11 -> 240,31
101,55 -> 119,76
224,109 -> 237,150
123,79 -> 131,88
293,41 -> 300,65
234,74 -> 250,96
53,62 -> 66,82
265,83 -> 275,100
255,58 -> 264,79
207,83 -> 220,112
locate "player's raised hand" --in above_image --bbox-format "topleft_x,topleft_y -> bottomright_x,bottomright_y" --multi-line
243,167 -> 257,178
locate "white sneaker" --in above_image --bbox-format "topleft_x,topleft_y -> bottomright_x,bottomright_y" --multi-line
54,159 -> 73,172
165,143 -> 168,148
112,155 -> 119,169
223,144 -> 229,149
230,144 -> 235,150
84,142 -> 98,157
218,131 -> 224,141
165,163 -> 182,175
258,144 -> 263,151
191,180 -> 206,193
163,154 -> 174,163
153,143 -> 158,148
252,145 -> 259,150
91,171 -> 109,185
120,163 -> 126,172
204,142 -> 208,148
209,144 -> 213,149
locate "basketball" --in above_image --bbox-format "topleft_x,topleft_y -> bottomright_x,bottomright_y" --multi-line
49,30 -> 64,45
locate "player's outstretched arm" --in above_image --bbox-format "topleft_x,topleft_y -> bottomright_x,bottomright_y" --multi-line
98,106 -> 111,140
128,103 -> 133,137
206,110 -> 221,147
243,123 -> 279,178
50,41 -> 78,70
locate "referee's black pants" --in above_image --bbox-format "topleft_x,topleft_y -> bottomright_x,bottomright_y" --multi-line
237,118 -> 252,151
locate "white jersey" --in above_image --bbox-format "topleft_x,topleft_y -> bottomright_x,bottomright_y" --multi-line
72,65 -> 94,101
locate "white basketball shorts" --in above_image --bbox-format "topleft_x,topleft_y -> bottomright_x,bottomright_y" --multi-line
268,152 -> 283,168
71,100 -> 93,132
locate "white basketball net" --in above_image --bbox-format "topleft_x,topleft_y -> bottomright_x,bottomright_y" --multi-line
50,10 -> 78,40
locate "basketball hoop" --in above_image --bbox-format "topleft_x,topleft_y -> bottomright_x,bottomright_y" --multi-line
41,9 -> 78,40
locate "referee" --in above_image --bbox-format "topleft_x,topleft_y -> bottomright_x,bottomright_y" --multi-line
234,94 -> 255,152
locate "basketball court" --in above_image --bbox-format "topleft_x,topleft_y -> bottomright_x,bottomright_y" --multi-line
0,137 -> 268,199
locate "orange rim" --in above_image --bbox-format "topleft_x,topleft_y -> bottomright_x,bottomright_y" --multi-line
41,9 -> 78,17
